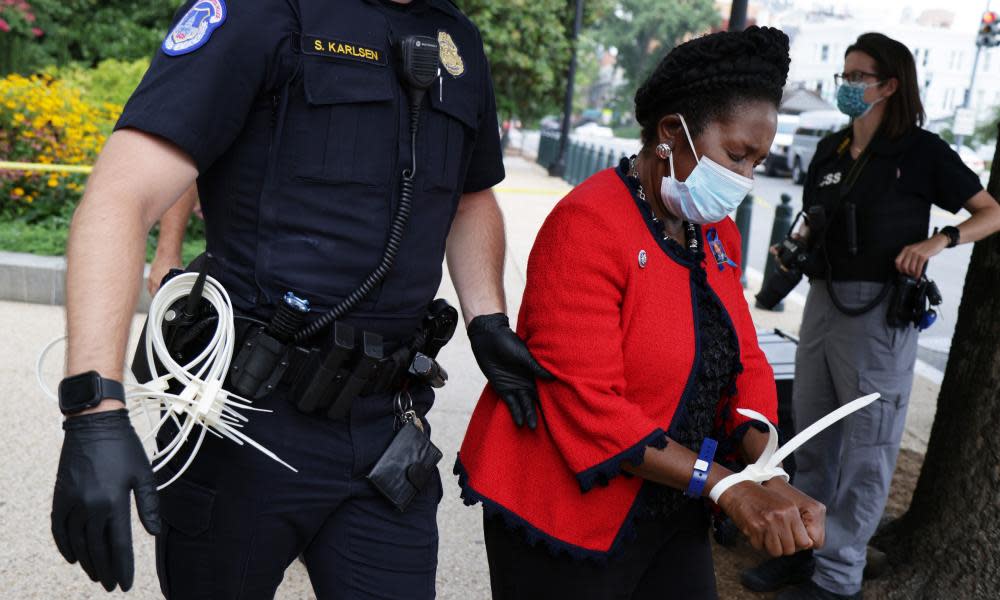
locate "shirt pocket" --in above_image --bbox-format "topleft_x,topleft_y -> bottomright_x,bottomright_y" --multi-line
422,83 -> 478,192
293,58 -> 397,187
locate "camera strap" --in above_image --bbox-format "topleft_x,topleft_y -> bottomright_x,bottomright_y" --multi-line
820,140 -> 891,316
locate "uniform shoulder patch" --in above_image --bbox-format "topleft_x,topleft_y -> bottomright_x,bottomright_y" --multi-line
162,0 -> 227,56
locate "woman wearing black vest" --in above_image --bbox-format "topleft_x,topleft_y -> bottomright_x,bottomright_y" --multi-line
743,32 -> 1000,600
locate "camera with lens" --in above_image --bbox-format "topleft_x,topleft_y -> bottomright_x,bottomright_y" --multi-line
755,206 -> 827,309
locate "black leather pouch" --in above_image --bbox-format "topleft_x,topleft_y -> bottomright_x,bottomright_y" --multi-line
366,420 -> 443,512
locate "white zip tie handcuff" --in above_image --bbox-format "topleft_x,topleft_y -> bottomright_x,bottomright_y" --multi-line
38,272 -> 297,490
708,393 -> 881,503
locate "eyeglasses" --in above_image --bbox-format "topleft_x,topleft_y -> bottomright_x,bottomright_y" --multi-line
834,71 -> 881,86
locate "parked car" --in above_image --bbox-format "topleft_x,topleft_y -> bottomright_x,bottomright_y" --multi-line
574,122 -> 614,138
787,110 -> 849,184
764,113 -> 800,176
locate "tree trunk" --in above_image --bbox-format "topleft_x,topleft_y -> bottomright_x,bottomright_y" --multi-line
870,128 -> 1000,599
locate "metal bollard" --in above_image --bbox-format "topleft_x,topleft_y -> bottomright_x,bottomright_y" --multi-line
734,194 -> 753,288
578,144 -> 594,184
568,141 -> 581,184
537,132 -> 552,167
755,193 -> 794,312
586,144 -> 600,180
565,141 -> 578,184
573,142 -> 586,184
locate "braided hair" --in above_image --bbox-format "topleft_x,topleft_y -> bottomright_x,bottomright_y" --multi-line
634,26 -> 790,145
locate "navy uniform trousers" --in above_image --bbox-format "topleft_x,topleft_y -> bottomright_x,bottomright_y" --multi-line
154,385 -> 442,599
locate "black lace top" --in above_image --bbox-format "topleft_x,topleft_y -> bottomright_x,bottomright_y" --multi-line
617,159 -> 744,520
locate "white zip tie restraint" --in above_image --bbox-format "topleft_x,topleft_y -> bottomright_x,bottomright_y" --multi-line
37,272 -> 297,490
708,393 -> 881,504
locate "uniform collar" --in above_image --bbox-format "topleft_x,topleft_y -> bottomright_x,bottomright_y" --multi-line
362,0 -> 461,19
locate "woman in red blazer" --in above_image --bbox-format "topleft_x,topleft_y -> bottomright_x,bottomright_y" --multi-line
457,27 -> 825,599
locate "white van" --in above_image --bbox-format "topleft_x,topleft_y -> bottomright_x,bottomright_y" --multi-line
764,113 -> 800,176
787,110 -> 849,184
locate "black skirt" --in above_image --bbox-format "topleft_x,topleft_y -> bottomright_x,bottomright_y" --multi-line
483,499 -> 718,600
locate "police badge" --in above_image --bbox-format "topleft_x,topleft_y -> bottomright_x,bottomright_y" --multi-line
437,31 -> 465,77
162,0 -> 227,56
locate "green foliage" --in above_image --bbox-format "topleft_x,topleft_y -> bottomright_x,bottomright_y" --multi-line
1,0 -> 180,74
459,0 -> 572,121
0,217 -> 70,256
45,58 -> 150,108
595,0 -> 719,113
0,215 -> 205,261
458,0 -> 614,121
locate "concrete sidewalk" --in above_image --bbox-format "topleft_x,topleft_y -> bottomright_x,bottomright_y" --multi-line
0,156 -> 938,598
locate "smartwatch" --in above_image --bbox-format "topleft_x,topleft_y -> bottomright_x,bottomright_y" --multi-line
58,371 -> 126,415
939,226 -> 960,249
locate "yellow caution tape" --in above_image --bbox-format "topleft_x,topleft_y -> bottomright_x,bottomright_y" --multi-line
0,161 -> 93,174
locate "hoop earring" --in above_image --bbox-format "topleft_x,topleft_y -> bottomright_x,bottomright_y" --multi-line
655,142 -> 672,160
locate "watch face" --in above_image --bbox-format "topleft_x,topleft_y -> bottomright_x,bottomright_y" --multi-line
58,371 -> 102,413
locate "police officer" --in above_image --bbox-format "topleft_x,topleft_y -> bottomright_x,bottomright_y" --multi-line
741,33 -> 1000,600
51,0 -> 550,597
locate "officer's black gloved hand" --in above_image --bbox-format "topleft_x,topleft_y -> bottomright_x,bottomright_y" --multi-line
468,313 -> 554,429
52,409 -> 160,592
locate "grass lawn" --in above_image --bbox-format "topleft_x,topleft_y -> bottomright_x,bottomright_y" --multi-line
0,219 -> 205,264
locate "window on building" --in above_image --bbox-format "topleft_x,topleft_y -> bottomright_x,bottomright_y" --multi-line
821,44 -> 829,62
923,50 -> 930,67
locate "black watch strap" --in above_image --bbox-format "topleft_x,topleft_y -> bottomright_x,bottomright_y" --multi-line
940,226 -> 960,248
58,371 -> 126,415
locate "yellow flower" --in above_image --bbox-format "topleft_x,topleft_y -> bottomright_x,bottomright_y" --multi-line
48,177 -> 59,187
12,187 -> 25,197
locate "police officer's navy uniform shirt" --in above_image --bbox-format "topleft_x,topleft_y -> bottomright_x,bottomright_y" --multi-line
803,126 -> 981,282
117,0 -> 504,331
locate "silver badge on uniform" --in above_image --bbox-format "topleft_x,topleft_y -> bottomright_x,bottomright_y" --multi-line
638,250 -> 648,268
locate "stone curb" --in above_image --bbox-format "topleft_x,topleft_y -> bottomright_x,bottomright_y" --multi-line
0,250 -> 153,311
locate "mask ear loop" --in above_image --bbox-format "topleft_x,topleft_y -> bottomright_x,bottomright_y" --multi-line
677,114 -> 700,163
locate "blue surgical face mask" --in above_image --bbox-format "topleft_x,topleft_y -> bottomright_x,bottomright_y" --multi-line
836,81 -> 884,118
659,114 -> 754,225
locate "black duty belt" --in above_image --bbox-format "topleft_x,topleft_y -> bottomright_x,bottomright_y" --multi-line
229,314 -> 450,420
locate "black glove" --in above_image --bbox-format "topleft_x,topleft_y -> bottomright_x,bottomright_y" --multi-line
51,409 -> 160,592
468,313 -> 554,429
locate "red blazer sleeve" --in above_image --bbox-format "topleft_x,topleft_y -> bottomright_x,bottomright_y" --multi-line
518,200 -> 666,492
716,218 -> 778,435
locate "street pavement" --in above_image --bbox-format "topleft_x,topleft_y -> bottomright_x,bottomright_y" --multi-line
0,156 -> 940,598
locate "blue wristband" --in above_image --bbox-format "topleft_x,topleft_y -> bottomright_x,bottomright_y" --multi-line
685,437 -> 718,498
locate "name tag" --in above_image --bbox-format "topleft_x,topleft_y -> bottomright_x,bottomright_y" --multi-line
302,34 -> 386,67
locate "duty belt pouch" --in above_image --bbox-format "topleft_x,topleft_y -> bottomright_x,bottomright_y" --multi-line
887,273 -> 919,329
366,392 -> 443,512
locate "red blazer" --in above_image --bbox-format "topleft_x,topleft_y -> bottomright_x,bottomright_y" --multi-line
456,168 -> 777,559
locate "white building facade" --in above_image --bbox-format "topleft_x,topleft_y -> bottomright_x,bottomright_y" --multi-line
764,10 -> 1000,130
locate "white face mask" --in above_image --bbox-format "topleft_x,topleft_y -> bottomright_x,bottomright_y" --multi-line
660,114 -> 754,224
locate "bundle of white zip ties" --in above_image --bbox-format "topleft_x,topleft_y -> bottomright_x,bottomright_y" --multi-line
709,393 -> 881,503
38,272 -> 297,490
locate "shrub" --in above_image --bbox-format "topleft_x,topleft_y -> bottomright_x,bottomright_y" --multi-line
0,72 -> 118,222
46,57 -> 149,111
